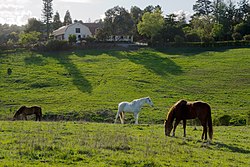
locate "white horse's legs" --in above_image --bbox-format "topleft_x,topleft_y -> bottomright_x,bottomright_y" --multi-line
119,112 -> 125,124
115,109 -> 125,124
114,110 -> 120,123
134,113 -> 139,124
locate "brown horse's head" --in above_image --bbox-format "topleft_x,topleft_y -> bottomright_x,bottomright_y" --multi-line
164,119 -> 172,136
165,100 -> 187,136
13,106 -> 26,121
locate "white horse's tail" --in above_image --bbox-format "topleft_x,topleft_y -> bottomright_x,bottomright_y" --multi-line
115,103 -> 125,124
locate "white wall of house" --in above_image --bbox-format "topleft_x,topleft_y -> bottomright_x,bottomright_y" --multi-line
106,35 -> 133,42
64,23 -> 92,41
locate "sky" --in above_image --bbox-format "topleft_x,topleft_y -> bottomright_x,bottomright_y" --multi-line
0,0 -> 239,26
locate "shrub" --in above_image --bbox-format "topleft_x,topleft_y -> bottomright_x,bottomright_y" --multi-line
174,35 -> 185,44
232,32 -> 242,41
44,40 -> 70,51
201,36 -> 214,43
219,115 -> 231,126
185,32 -> 200,42
68,34 -> 77,44
243,34 -> 250,41
229,117 -> 247,126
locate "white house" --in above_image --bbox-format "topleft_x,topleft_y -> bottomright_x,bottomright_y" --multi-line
52,21 -> 133,43
52,22 -> 94,41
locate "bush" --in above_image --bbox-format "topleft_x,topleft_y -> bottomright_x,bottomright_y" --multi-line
201,36 -> 214,43
229,117 -> 247,126
68,34 -> 77,44
185,33 -> 200,42
44,40 -> 71,51
219,115 -> 231,126
174,35 -> 185,45
232,32 -> 242,41
243,34 -> 250,41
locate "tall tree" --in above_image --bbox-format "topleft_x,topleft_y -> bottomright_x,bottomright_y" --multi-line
63,10 -> 72,25
137,9 -> 165,43
193,0 -> 213,18
130,6 -> 143,41
213,0 -> 227,24
25,18 -> 44,33
42,0 -> 53,40
53,11 -> 62,30
237,0 -> 250,22
103,6 -> 134,40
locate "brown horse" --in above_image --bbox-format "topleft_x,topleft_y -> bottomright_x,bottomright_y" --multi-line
13,106 -> 42,121
164,100 -> 213,140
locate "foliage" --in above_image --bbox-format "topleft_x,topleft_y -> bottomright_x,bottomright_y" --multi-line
63,10 -> 72,26
44,40 -> 70,51
211,23 -> 224,40
243,34 -> 250,41
0,121 -> 249,166
174,35 -> 185,45
232,32 -> 242,41
25,18 -> 44,33
193,0 -> 213,17
18,31 -> 41,46
68,34 -> 77,44
0,24 -> 24,44
42,0 -> 53,39
137,9 -> 164,42
218,115 -> 232,126
103,6 -> 134,40
53,11 -> 63,30
185,32 -> 200,42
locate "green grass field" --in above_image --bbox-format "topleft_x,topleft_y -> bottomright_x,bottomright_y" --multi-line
0,47 -> 250,166
0,47 -> 249,123
0,121 -> 249,166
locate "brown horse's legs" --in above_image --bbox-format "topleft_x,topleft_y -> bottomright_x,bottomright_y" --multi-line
183,119 -> 187,137
201,125 -> 208,140
173,119 -> 181,137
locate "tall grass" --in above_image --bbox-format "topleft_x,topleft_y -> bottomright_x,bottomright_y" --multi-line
0,121 -> 249,166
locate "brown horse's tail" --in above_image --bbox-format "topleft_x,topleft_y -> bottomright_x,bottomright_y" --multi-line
208,107 -> 213,140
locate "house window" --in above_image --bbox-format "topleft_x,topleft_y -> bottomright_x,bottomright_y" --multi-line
76,28 -> 80,33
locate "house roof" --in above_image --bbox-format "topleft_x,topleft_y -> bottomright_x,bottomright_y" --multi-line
52,22 -> 102,36
52,25 -> 69,36
82,23 -> 101,35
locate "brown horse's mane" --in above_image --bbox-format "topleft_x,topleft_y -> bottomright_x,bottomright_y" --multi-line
15,106 -> 26,115
165,100 -> 187,124
165,105 -> 175,124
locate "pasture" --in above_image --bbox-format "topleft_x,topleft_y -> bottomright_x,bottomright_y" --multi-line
0,47 -> 249,124
0,47 -> 250,166
0,121 -> 249,166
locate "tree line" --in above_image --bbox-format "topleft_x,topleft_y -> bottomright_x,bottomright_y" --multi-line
0,0 -> 250,49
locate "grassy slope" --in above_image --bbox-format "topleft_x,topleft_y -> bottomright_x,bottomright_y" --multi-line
0,121 -> 249,166
0,48 -> 249,123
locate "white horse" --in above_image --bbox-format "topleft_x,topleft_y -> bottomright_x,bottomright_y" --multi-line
114,97 -> 154,124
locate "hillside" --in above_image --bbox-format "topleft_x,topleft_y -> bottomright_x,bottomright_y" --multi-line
0,47 -> 249,124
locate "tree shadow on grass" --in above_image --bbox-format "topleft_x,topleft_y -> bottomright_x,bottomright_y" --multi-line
155,46 -> 240,57
41,51 -> 92,93
107,49 -> 183,76
24,54 -> 47,66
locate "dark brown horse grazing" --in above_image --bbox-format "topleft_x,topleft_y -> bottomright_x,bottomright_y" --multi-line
164,100 -> 213,140
13,106 -> 42,121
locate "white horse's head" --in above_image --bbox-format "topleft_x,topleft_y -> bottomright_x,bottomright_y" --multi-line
146,97 -> 154,107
